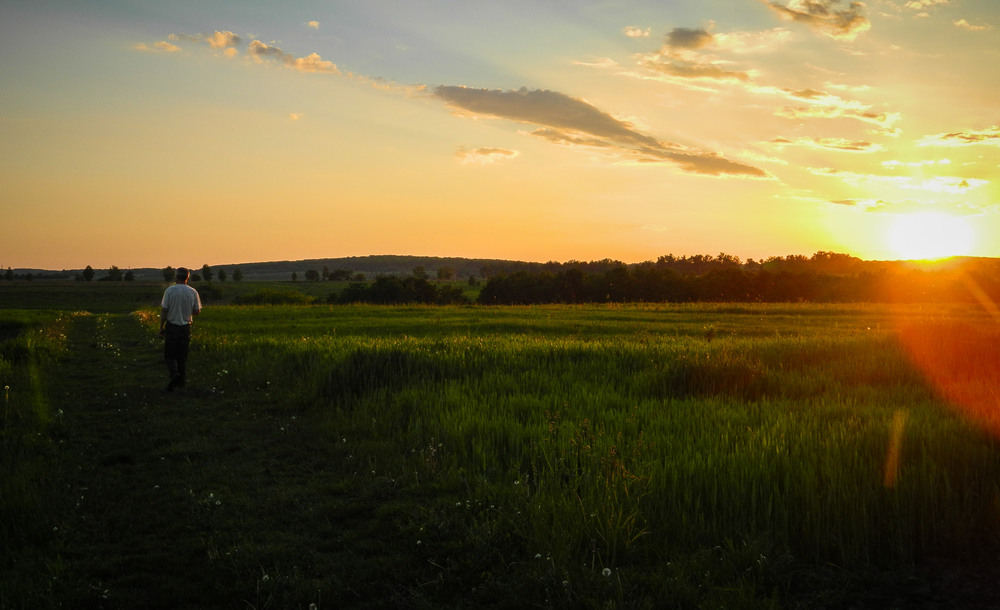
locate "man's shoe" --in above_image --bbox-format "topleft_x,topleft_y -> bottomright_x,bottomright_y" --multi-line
166,376 -> 180,392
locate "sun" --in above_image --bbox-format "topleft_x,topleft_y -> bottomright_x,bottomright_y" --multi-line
886,212 -> 975,261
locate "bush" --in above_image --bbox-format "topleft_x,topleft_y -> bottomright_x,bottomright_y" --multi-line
232,289 -> 314,305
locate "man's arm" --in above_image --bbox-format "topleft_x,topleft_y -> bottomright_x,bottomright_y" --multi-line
159,307 -> 169,338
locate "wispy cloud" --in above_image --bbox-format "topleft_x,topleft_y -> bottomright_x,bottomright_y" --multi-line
828,198 -> 954,213
811,167 -> 988,194
882,158 -> 951,168
305,21 -> 320,30
456,147 -> 519,165
623,26 -> 651,38
829,198 -> 891,210
919,126 -> 1000,147
904,0 -> 949,11
621,22 -> 899,142
134,41 -> 181,53
247,40 -> 340,74
770,86 -> 901,133
146,29 -> 765,177
772,137 -> 884,152
953,18 -> 991,31
169,30 -> 241,49
434,86 -> 660,148
433,86 -> 767,177
631,26 -> 789,84
761,0 -> 870,40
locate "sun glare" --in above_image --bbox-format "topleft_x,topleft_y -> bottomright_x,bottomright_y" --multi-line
886,212 -> 975,261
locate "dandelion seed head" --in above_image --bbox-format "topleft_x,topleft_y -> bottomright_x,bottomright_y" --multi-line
602,568 -> 612,577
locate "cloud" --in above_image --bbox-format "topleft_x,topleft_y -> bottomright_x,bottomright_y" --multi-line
762,0 -> 870,40
247,40 -> 340,74
954,18 -> 991,31
624,26 -> 651,38
772,136 -> 884,152
640,57 -> 752,82
632,26 -> 791,86
134,41 -> 181,53
771,86 -> 901,132
169,30 -> 241,49
811,167 -> 988,193
290,52 -> 339,74
633,26 -> 762,84
247,40 -> 286,61
904,0 -> 948,10
633,146 -> 772,176
667,27 -> 714,49
456,147 -> 519,165
306,21 -> 320,30
433,86 -> 768,177
827,198 -> 954,213
830,198 -> 889,210
919,126 -> 1000,147
149,27 -> 764,177
289,113 -> 304,121
206,30 -> 241,49
528,128 -> 616,149
882,159 -> 951,168
712,28 -> 793,53
434,86 -> 660,148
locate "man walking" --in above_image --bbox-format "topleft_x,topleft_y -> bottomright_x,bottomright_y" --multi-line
159,267 -> 202,392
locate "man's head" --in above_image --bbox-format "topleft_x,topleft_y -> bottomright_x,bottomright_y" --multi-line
175,267 -> 190,283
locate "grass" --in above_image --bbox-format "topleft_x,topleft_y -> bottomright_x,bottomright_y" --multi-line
3,288 -> 1000,608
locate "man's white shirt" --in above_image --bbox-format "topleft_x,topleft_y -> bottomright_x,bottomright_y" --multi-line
161,284 -> 202,325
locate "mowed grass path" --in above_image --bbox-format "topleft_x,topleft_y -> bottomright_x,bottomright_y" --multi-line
40,313 -> 449,609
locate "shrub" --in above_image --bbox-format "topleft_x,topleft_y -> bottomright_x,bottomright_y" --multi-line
232,289 -> 314,305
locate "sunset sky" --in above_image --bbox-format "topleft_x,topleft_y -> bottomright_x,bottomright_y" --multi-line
3,0 -> 999,270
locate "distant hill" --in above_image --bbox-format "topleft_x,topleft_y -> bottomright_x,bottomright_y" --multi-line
6,255 -> 541,282
224,255 -> 531,281
8,253 -> 1000,282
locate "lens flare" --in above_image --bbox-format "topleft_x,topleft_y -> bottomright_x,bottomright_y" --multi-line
896,313 -> 1000,437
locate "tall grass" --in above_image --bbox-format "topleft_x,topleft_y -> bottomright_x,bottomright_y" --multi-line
126,302 -> 1000,603
0,310 -> 74,603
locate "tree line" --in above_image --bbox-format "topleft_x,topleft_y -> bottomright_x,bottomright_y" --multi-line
474,252 -> 1000,305
7,252 -> 1000,306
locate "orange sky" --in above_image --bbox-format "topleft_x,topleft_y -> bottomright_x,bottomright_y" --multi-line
2,0 -> 999,269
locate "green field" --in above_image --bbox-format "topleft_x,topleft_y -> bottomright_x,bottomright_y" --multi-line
3,283 -> 1000,608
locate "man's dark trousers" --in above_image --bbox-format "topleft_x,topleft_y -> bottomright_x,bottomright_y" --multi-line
164,322 -> 191,387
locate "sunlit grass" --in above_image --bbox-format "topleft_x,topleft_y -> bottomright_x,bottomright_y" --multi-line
7,301 -> 1000,607
143,303 -> 1000,570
